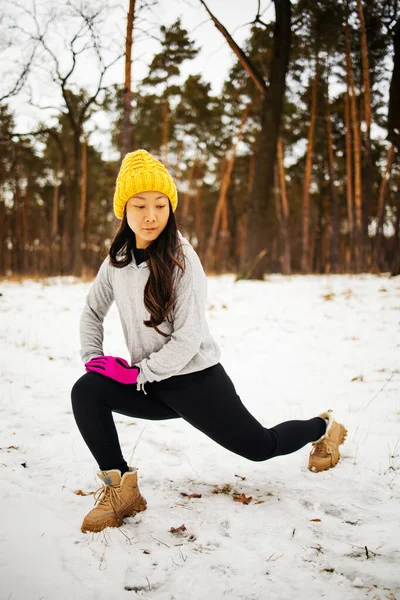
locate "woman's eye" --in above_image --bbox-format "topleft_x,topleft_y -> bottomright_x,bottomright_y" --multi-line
157,205 -> 166,209
134,206 -> 144,209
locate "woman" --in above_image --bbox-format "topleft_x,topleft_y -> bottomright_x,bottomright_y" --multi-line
71,149 -> 347,534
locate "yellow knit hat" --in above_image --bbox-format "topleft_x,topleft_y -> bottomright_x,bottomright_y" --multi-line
113,149 -> 178,219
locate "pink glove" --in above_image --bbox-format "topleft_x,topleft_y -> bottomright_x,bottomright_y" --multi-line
85,356 -> 140,384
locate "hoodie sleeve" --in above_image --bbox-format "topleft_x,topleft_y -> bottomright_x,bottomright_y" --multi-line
79,257 -> 114,364
136,246 -> 208,383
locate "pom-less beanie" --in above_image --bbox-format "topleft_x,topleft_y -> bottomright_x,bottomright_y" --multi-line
113,149 -> 178,219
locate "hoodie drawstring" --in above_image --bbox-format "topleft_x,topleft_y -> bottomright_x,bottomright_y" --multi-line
136,382 -> 147,395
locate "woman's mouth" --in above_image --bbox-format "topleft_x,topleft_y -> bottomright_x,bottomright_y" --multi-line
143,227 -> 157,231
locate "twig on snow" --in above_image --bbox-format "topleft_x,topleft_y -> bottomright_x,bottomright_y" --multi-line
360,373 -> 394,410
150,534 -> 170,548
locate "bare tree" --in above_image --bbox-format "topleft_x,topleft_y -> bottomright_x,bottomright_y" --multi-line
7,1 -> 124,275
345,0 -> 364,271
200,0 -> 291,279
301,58 -> 319,274
121,0 -> 137,160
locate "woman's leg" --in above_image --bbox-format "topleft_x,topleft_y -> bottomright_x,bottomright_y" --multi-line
71,372 -> 180,472
155,363 -> 326,461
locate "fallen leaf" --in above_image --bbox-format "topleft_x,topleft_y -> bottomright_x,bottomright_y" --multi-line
74,489 -> 95,496
310,518 -> 321,522
321,568 -> 335,573
233,493 -> 252,505
351,375 -> 364,382
212,484 -> 232,495
180,492 -> 202,499
169,524 -> 187,534
255,500 -> 265,504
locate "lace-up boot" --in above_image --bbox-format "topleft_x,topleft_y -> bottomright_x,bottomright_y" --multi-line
308,410 -> 347,473
81,467 -> 147,533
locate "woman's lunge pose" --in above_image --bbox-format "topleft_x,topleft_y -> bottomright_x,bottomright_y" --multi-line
71,150 -> 347,533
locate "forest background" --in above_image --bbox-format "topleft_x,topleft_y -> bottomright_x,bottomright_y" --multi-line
0,0 -> 399,279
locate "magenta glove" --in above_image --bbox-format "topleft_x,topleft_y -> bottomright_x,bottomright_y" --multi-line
85,356 -> 140,384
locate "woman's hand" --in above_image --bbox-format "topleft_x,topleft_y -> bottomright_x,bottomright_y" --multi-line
85,356 -> 140,384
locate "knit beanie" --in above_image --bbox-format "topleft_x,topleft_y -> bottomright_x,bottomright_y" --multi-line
113,149 -> 178,219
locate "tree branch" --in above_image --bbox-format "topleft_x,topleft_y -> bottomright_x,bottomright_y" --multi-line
79,52 -> 125,124
198,0 -> 266,94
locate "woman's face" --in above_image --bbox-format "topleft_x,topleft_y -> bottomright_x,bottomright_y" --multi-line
126,191 -> 170,249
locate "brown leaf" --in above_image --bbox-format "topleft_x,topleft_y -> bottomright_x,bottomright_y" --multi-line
310,518 -> 321,522
233,493 -> 253,505
212,484 -> 232,495
255,500 -> 265,504
7,445 -> 19,450
180,492 -> 202,499
169,524 -> 187,534
74,489 -> 95,496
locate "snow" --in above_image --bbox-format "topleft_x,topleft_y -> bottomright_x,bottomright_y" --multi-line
1,273 -> 399,600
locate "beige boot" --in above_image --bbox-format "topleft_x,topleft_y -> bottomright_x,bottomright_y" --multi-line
81,467 -> 147,533
308,410 -> 347,473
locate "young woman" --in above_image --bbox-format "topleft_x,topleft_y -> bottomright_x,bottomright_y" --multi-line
71,149 -> 347,533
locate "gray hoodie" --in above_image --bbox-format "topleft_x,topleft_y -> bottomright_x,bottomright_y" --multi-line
80,231 -> 221,391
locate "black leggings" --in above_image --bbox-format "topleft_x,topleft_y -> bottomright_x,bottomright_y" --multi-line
71,363 -> 326,473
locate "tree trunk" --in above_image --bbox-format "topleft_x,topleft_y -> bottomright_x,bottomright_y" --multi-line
325,77 -> 340,274
205,102 -> 252,272
174,140 -> 184,183
162,99 -> 169,168
236,151 -> 255,269
390,182 -> 400,275
218,183 -> 230,273
356,0 -> 372,246
70,132 -> 83,275
51,158 -> 61,274
301,59 -> 318,273
194,184 -> 204,260
80,136 -> 87,270
388,19 -> 400,152
180,159 -> 197,235
345,0 -> 364,271
240,0 -> 291,279
276,136 -> 291,274
13,179 -> 23,274
218,102 -> 252,273
0,199 -> 5,275
372,144 -> 396,271
121,0 -> 136,160
204,155 -> 226,273
344,88 -> 355,271
314,187 -> 323,274
21,179 -> 30,273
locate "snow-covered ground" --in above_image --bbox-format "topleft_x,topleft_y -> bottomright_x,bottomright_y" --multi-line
0,273 -> 399,600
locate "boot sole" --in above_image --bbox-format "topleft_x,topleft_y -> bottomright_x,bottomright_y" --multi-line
81,497 -> 147,533
308,426 -> 348,473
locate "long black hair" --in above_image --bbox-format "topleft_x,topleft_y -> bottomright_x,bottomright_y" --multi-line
108,201 -> 185,337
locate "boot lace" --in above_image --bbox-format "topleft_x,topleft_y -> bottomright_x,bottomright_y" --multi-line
311,439 -> 327,456
93,484 -> 123,524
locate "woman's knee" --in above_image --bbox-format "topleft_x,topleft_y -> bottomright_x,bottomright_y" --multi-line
71,372 -> 98,408
239,447 -> 273,462
235,430 -> 277,462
